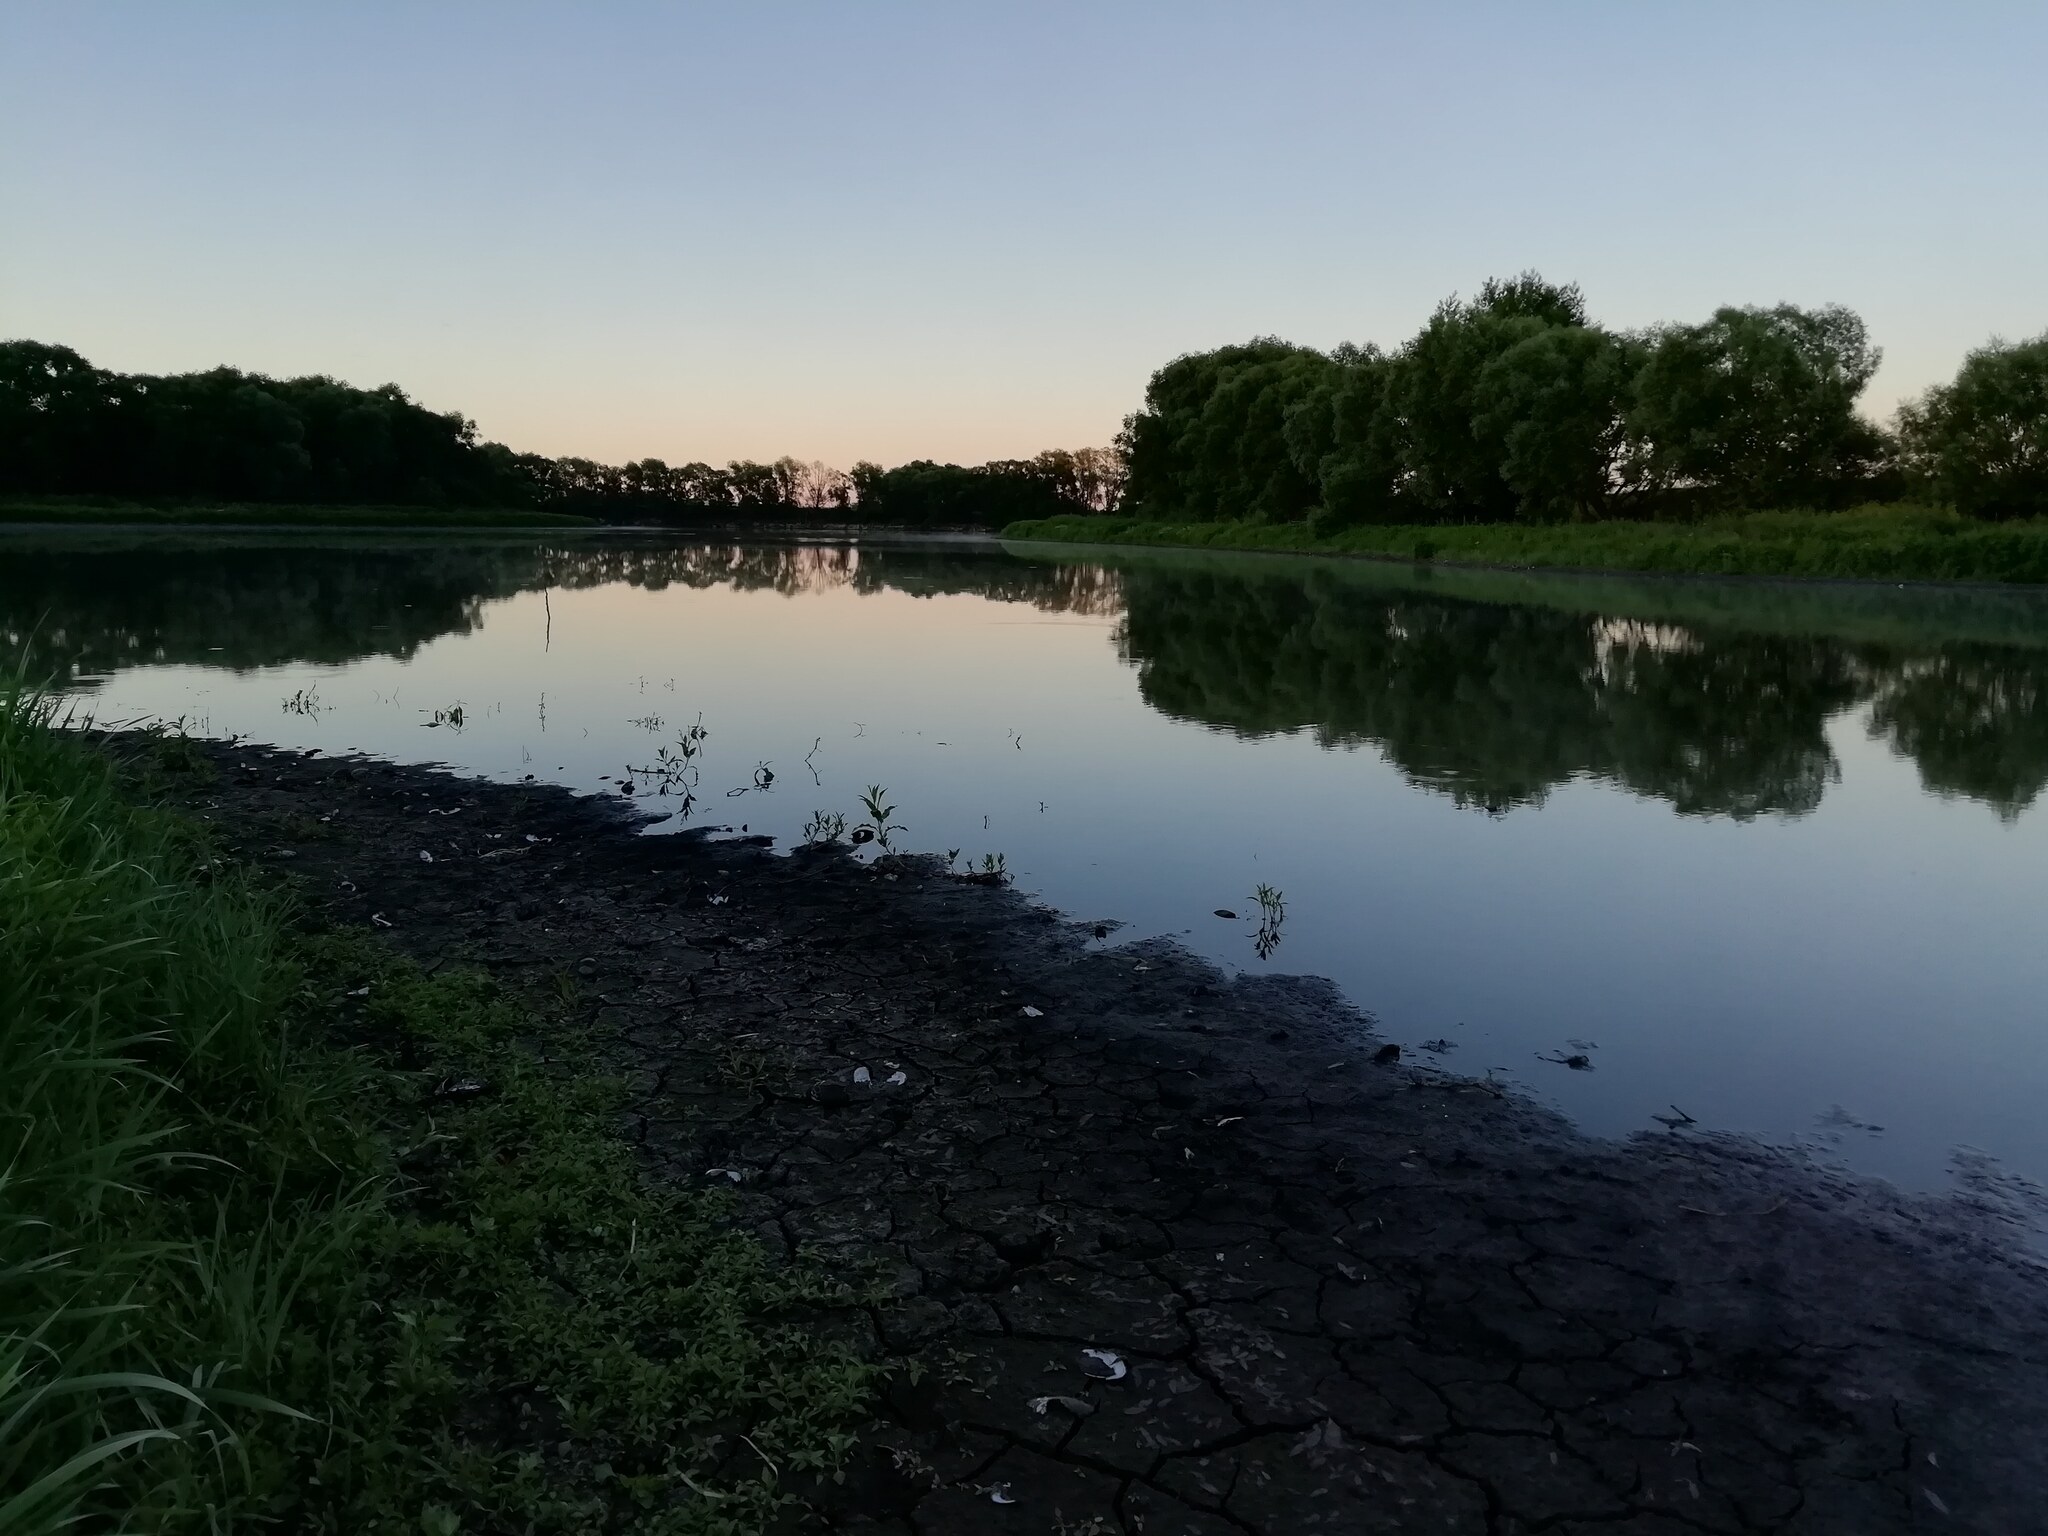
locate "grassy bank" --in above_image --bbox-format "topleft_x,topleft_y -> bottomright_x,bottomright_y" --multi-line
0,689 -> 871,1533
0,496 -> 595,529
1003,503 -> 2048,584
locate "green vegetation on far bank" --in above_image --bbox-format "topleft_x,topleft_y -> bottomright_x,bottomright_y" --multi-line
1003,503 -> 2048,585
0,685 -> 872,1534
0,495 -> 595,529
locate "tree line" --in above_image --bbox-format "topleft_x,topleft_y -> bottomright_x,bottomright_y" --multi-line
0,339 -> 1123,525
1119,275 -> 2048,527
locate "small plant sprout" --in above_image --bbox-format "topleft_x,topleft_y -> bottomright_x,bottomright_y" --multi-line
857,784 -> 905,850
422,702 -> 467,731
282,685 -> 327,718
624,713 -> 710,814
977,853 -> 1008,881
802,810 -> 847,845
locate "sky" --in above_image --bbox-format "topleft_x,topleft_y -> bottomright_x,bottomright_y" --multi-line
4,2 -> 2045,469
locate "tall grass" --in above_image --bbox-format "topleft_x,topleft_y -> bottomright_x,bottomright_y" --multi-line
0,680 -> 352,1531
3,676 -> 877,1533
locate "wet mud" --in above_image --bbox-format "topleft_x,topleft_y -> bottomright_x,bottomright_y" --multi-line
163,738 -> 2048,1533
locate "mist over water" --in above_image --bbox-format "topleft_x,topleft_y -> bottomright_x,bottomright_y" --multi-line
12,529 -> 2048,1197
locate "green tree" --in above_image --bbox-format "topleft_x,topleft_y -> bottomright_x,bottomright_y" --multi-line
1895,333 -> 2048,520
1474,324 -> 1642,522
1119,340 -> 1336,522
1379,273 -> 1589,523
1628,304 -> 1885,508
1285,344 -> 1404,530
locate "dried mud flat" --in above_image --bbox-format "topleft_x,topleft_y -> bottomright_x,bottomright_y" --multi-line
163,738 -> 2048,1535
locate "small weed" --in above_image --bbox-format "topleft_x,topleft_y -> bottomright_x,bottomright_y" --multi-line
803,810 -> 848,845
273,811 -> 332,843
857,784 -> 905,851
423,702 -> 467,731
146,723 -> 214,780
624,713 -> 709,812
282,685 -> 328,718
712,1039 -> 795,1092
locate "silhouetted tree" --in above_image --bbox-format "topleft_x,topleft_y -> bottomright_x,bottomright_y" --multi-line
1895,334 -> 2048,521
1627,304 -> 1887,508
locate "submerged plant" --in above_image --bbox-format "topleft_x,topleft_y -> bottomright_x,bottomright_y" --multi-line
281,686 -> 327,718
1250,883 -> 1286,960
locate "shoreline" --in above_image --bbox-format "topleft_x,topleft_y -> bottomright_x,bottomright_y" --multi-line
1000,508 -> 2048,589
165,733 -> 2048,1531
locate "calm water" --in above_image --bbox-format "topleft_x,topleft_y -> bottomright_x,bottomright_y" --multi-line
12,529 -> 2048,1197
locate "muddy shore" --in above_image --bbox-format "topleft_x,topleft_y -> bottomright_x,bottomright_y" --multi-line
158,736 -> 2047,1534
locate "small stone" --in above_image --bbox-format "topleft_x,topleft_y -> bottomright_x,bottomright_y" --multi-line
1373,1043 -> 1402,1065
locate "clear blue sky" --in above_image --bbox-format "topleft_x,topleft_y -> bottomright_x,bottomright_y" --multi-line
4,3 -> 2044,468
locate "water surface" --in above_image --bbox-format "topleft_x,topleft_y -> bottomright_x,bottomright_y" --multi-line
11,529 -> 2048,1197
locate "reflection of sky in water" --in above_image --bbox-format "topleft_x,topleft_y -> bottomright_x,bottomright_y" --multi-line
35,537 -> 2048,1198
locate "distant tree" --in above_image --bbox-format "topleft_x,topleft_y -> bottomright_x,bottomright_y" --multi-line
0,340 -> 533,508
777,457 -> 854,510
1283,343 -> 1403,529
1379,273 -> 1588,523
1628,304 -> 1885,508
1120,340 -> 1336,522
1026,447 -> 1126,514
0,341 -> 128,493
1894,333 -> 2048,520
1474,324 -> 1643,522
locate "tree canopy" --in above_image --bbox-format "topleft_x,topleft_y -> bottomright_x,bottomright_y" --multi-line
0,340 -> 1121,527
1896,333 -> 2048,521
1116,278 -> 2038,526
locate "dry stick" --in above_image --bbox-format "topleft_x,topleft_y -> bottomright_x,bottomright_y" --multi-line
1677,1197 -> 1788,1218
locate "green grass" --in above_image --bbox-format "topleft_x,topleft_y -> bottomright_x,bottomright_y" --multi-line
1,683 -> 874,1533
1003,502 -> 2048,585
0,496 -> 595,529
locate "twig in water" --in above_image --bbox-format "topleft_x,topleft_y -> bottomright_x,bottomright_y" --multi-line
1677,1197 -> 1787,1218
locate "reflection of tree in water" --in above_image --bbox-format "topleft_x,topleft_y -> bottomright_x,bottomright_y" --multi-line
1862,652 -> 2048,821
539,542 -> 1124,616
8,535 -> 2046,821
0,540 -> 1122,683
1,544 -> 537,680
1115,565 -> 2046,821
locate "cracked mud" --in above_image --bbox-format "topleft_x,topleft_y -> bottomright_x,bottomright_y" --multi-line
169,740 -> 2048,1534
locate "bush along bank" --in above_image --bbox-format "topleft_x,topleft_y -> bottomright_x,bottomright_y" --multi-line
1003,503 -> 2048,584
0,685 -> 873,1535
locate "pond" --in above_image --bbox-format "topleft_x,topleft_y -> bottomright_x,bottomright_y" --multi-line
11,528 -> 2048,1198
